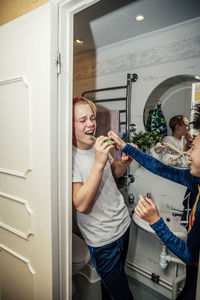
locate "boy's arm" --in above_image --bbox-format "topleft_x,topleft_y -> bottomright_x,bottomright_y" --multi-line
73,161 -> 105,213
73,136 -> 113,213
111,153 -> 133,178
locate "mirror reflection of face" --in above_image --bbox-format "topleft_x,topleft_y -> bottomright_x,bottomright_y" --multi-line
73,103 -> 96,150
179,121 -> 189,136
187,135 -> 200,177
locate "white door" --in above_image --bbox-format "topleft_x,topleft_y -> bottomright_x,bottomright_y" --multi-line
0,3 -> 58,300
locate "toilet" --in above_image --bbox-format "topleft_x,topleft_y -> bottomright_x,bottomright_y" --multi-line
72,233 -> 91,294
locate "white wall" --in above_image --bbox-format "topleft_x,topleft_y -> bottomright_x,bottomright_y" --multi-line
73,17 -> 200,298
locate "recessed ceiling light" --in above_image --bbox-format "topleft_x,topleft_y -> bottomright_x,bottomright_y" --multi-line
75,38 -> 84,45
136,15 -> 144,21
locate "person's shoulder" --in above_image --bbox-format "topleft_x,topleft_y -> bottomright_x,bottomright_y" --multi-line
163,135 -> 174,142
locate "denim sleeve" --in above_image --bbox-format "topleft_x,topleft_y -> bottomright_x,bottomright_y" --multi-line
122,144 -> 195,189
151,218 -> 198,265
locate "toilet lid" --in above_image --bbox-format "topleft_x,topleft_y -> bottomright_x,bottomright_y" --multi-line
72,234 -> 90,263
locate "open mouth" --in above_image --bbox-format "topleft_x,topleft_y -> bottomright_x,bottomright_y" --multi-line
85,130 -> 95,137
188,160 -> 192,167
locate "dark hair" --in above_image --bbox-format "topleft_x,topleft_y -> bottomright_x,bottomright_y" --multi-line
190,103 -> 200,131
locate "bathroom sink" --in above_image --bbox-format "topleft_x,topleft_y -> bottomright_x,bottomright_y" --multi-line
132,211 -> 187,240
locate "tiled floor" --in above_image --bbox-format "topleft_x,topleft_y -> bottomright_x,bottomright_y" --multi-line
72,273 -> 170,300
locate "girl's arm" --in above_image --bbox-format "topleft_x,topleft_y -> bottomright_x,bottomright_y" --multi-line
135,192 -> 199,264
108,130 -> 195,189
151,217 -> 199,265
122,144 -> 193,189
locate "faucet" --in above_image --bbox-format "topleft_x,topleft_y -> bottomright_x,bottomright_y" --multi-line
117,174 -> 135,186
128,193 -> 135,204
124,174 -> 135,186
171,208 -> 184,217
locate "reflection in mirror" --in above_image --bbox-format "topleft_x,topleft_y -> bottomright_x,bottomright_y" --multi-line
143,75 -> 200,168
144,75 -> 200,135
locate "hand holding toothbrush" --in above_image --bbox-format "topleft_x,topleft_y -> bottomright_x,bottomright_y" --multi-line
94,136 -> 115,168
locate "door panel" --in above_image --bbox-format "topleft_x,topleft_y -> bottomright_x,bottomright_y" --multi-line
0,4 -> 54,299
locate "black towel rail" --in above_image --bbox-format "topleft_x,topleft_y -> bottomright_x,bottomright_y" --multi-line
82,73 -> 138,142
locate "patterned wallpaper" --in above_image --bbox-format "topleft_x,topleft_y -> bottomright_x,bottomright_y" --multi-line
74,35 -> 200,81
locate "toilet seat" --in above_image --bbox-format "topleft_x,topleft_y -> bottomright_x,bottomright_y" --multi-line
72,233 -> 90,264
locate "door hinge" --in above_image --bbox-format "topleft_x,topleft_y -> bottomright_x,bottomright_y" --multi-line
57,52 -> 61,74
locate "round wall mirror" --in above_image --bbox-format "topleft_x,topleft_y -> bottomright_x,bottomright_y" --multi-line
143,75 -> 200,135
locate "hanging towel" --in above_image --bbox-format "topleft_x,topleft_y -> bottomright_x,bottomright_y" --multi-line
145,104 -> 167,137
96,110 -> 119,160
96,110 -> 119,137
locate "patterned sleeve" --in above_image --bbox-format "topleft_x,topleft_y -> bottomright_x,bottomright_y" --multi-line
122,144 -> 195,189
151,218 -> 199,265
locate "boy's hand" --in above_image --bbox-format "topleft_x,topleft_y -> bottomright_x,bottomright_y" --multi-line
94,136 -> 114,167
121,152 -> 133,165
135,195 -> 160,225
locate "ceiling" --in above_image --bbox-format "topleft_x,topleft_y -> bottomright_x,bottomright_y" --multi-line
74,0 -> 200,56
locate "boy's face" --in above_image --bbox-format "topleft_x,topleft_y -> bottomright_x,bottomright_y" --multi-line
181,121 -> 190,135
187,135 -> 200,177
73,103 -> 96,150
177,120 -> 189,136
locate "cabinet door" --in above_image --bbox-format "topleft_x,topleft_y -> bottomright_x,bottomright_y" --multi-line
0,4 -> 54,300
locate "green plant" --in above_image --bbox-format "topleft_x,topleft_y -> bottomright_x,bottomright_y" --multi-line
130,131 -> 163,152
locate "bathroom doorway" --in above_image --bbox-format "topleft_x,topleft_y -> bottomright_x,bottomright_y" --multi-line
70,0 -> 200,299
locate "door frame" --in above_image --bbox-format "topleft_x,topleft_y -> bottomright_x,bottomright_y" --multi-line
56,0 -> 100,299
56,2 -> 200,299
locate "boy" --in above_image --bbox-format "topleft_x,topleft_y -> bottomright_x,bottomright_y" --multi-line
163,115 -> 193,151
72,97 -> 134,300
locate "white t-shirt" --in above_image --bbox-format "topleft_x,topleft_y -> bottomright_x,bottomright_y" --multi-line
162,136 -> 186,151
72,145 -> 131,247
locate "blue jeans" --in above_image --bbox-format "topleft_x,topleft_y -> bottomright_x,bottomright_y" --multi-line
88,227 -> 134,300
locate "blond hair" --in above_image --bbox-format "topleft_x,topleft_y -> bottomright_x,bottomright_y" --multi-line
73,97 -> 97,116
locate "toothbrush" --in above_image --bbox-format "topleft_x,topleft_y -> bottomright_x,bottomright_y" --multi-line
86,133 -> 121,161
85,133 -> 116,144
